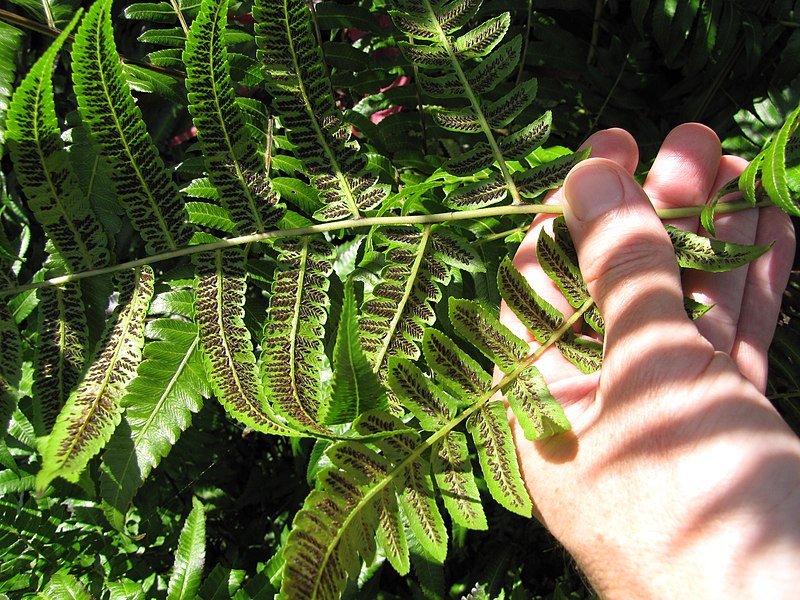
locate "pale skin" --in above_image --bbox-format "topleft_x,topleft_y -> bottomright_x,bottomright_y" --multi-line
501,124 -> 800,598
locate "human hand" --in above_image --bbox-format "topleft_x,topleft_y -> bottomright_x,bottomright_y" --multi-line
502,124 -> 800,598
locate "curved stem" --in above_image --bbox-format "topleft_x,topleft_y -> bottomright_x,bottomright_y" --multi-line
0,199 -> 768,297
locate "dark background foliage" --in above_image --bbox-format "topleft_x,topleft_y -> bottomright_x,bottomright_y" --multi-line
1,0 -> 799,598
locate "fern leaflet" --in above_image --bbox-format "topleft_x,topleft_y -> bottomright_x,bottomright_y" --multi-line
72,0 -> 191,253
36,266 -> 155,492
184,0 -> 284,234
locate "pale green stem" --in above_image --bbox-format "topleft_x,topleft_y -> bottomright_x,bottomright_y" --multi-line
0,199 -> 768,297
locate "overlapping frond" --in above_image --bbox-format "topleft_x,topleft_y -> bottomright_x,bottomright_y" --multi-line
261,238 -> 334,433
194,248 -> 297,436
184,0 -> 284,234
72,0 -> 191,253
254,0 -> 389,221
6,13 -> 110,273
0,21 -> 24,157
36,266 -> 155,493
392,0 -> 580,209
100,287 -> 208,530
31,283 -> 88,435
358,226 -> 441,397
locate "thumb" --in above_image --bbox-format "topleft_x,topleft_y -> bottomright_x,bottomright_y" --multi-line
563,159 -> 699,361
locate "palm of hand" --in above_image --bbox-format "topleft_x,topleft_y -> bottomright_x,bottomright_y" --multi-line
499,124 -> 800,598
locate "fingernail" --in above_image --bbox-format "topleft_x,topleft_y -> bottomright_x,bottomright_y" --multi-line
564,163 -> 624,222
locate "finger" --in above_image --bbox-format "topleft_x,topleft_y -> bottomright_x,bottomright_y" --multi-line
506,128 -> 640,337
731,207 -> 796,391
563,159 -> 710,391
643,123 -> 722,230
501,129 -> 640,378
683,155 -> 756,353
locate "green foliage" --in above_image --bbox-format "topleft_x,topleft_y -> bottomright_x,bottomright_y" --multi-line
0,0 -> 798,598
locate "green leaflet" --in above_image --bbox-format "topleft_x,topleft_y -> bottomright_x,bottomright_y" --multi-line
665,224 -> 773,272
504,365 -> 570,440
375,485 -> 410,575
194,248 -> 296,437
431,0 -> 482,33
262,237 -> 334,433
555,337 -> 603,374
430,228 -> 485,273
0,300 -> 21,389
72,0 -> 190,253
184,0 -> 284,234
321,279 -> 387,425
453,13 -> 510,58
514,149 -> 590,200
685,296 -> 714,321
448,298 -> 529,373
355,412 -> 447,565
762,104 -> 800,216
444,177 -> 507,209
468,401 -> 532,517
167,497 -> 206,600
100,315 -> 207,531
422,328 -> 491,397
497,256 -> 562,344
431,431 -> 487,530
466,34 -> 522,94
700,177 -> 739,238
483,78 -> 538,128
387,357 -> 455,431
360,227 -> 441,392
536,223 -> 604,335
442,142 -> 494,176
32,283 -> 88,436
283,440 -> 390,599
5,12 -> 110,273
36,266 -> 155,493
42,572 -> 93,599
0,21 -> 24,158
254,0 -> 388,221
499,110 -> 552,160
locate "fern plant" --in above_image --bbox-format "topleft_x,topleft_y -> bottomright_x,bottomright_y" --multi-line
0,0 -> 799,597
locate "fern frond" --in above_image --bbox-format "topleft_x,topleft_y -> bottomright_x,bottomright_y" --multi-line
5,13 -> 111,273
513,149 -> 590,200
359,226 -> 442,395
504,365 -> 569,440
453,13 -> 510,59
72,0 -> 191,253
100,310 -> 207,530
0,21 -> 24,158
466,34 -> 521,94
32,283 -> 88,435
431,430 -> 487,530
499,110 -> 552,160
447,297 -> 529,373
254,0 -> 388,220
36,266 -> 155,493
321,279 -> 387,426
422,328 -> 490,397
0,301 -> 21,392
261,237 -> 334,433
387,357 -> 454,431
497,256 -> 561,343
194,247 -> 297,436
354,412 -> 447,563
184,0 -> 284,234
536,221 -> 603,335
167,497 -> 206,600
284,440 -> 389,599
467,401 -> 532,516
665,224 -> 773,271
